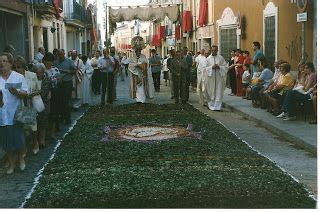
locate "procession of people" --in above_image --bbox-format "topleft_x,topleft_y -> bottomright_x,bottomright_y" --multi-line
0,35 -> 317,175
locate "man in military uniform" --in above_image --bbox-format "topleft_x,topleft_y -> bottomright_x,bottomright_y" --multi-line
168,50 -> 188,104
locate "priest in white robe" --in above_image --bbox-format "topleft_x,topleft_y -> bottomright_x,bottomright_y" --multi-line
81,55 -> 93,105
195,49 -> 209,106
128,36 -> 154,103
205,45 -> 228,111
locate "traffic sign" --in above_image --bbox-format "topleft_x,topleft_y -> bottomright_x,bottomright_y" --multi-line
297,12 -> 307,22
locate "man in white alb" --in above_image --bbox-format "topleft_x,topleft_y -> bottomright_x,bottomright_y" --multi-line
195,49 -> 208,106
205,45 -> 228,111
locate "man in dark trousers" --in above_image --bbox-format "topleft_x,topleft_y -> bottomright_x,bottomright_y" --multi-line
183,47 -> 193,101
149,49 -> 162,92
98,48 -> 115,105
54,49 -> 76,124
168,50 -> 188,104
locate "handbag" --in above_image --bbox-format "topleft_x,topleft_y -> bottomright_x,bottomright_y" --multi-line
14,100 -> 37,125
32,95 -> 45,113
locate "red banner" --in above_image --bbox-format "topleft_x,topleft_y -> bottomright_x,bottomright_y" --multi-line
158,26 -> 166,39
175,24 -> 181,40
199,0 -> 208,27
152,34 -> 161,47
53,0 -> 61,19
183,10 -> 192,32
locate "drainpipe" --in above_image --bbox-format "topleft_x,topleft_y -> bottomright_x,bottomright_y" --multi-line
301,21 -> 305,62
313,0 -> 317,65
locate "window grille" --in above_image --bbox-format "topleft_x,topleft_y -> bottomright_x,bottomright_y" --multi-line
220,27 -> 237,60
264,16 -> 275,68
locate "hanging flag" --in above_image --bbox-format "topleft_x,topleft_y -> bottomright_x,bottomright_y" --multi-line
175,24 -> 181,41
183,10 -> 192,32
152,34 -> 161,47
158,26 -> 166,39
199,0 -> 208,27
53,0 -> 61,19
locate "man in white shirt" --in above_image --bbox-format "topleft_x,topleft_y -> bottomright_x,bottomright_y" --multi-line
34,47 -> 45,63
205,45 -> 228,111
98,48 -> 115,105
195,49 -> 208,106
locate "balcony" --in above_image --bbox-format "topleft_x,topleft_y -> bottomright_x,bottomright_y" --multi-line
64,0 -> 91,27
25,0 -> 63,17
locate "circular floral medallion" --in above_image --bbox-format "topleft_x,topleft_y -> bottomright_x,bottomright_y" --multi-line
111,125 -> 192,141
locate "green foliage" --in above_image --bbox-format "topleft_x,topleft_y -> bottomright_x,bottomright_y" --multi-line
25,104 -> 315,208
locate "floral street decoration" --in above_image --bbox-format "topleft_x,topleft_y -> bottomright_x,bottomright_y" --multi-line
102,124 -> 201,143
25,104 -> 315,208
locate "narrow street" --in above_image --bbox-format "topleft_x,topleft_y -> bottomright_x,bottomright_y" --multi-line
0,76 -> 316,208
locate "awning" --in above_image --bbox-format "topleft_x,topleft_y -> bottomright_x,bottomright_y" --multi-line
109,5 -> 180,32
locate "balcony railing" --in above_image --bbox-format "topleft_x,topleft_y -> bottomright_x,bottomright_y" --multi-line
25,0 -> 63,11
65,0 -> 90,24
25,0 -> 62,7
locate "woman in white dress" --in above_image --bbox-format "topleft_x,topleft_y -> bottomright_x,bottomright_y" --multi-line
0,53 -> 28,174
14,56 -> 41,154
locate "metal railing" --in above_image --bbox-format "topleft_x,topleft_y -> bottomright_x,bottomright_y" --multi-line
65,0 -> 90,24
25,0 -> 54,5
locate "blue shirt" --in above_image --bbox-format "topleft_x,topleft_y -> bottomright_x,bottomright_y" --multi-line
54,58 -> 76,81
149,55 -> 162,73
259,68 -> 273,88
252,50 -> 264,74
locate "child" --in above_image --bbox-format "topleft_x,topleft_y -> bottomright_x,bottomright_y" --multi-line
242,63 -> 251,98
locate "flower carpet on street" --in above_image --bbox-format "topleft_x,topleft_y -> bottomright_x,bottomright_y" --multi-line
25,104 -> 315,208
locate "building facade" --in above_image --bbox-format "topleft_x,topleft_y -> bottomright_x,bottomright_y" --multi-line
27,0 -> 66,60
212,0 -> 315,69
0,0 -> 29,59
63,0 -> 92,55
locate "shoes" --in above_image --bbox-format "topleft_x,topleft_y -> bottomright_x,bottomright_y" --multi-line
171,96 -> 174,99
64,119 -> 71,125
39,143 -> 45,149
19,158 -> 26,171
32,147 -> 39,155
228,93 -> 235,96
276,112 -> 287,118
6,167 -> 14,175
283,116 -> 297,121
4,161 -> 9,168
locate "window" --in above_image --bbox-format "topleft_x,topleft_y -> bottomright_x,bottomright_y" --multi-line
264,16 -> 275,68
263,2 -> 278,69
220,27 -> 237,60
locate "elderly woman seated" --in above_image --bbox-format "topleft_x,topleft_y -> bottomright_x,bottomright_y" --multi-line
264,62 -> 295,115
277,62 -> 317,121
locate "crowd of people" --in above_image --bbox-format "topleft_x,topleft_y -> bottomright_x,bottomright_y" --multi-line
192,41 -> 317,124
0,37 -> 317,175
0,44 -> 133,174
